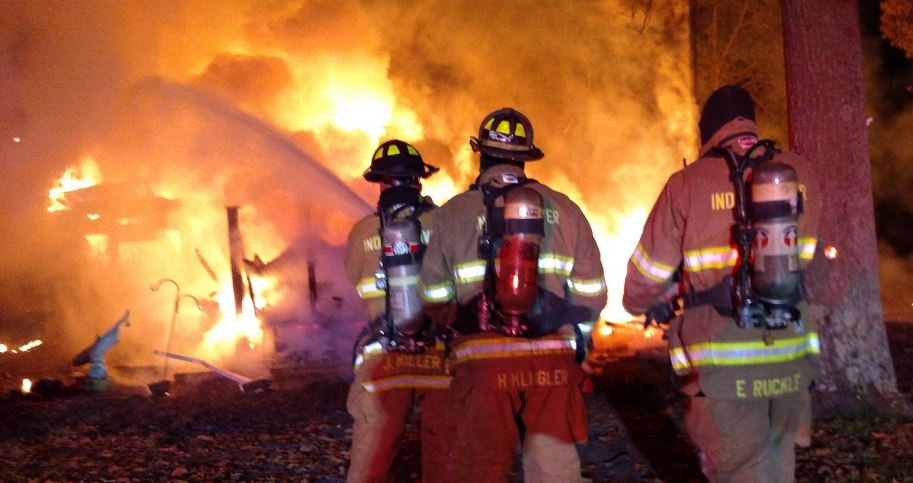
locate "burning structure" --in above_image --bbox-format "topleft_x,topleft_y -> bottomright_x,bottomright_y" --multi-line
1,1 -> 697,389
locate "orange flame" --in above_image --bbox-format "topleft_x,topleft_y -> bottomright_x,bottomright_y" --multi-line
273,53 -> 424,181
0,339 -> 43,354
48,156 -> 101,212
200,279 -> 274,359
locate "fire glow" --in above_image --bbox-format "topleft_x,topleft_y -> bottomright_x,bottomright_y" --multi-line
29,3 -> 699,363
47,156 -> 101,212
46,158 -> 285,364
201,277 -> 280,359
0,339 -> 43,355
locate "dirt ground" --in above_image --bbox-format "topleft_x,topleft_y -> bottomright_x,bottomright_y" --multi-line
1,322 -> 912,482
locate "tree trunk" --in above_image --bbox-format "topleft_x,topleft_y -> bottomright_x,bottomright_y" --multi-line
781,0 -> 904,414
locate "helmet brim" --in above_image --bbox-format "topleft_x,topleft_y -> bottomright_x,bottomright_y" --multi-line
470,137 -> 544,162
363,163 -> 440,183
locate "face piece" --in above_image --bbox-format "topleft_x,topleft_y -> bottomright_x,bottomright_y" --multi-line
377,178 -> 423,214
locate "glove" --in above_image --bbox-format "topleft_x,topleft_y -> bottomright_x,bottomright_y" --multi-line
644,300 -> 678,328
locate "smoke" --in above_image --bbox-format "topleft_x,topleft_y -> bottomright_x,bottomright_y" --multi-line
1,0 -> 696,376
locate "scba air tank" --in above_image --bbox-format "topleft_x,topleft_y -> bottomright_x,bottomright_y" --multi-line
749,160 -> 801,327
496,186 -> 545,335
381,218 -> 424,336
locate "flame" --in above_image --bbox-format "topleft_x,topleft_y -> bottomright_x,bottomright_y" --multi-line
200,279 -> 273,359
32,4 -> 700,362
46,154 -> 294,364
0,339 -> 43,355
48,155 -> 101,212
273,53 -> 423,180
84,234 -> 109,258
21,379 -> 32,394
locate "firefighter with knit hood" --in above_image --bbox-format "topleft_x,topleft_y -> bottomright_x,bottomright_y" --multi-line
623,85 -> 821,482
344,139 -> 451,483
421,108 -> 607,482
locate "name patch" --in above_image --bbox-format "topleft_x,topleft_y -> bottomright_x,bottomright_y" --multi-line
736,373 -> 802,398
496,369 -> 569,389
381,353 -> 443,372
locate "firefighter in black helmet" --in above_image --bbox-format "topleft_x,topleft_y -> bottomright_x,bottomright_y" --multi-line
344,139 -> 451,483
421,108 -> 607,481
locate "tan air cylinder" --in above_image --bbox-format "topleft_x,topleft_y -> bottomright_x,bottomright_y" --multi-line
750,161 -> 801,306
382,218 -> 424,335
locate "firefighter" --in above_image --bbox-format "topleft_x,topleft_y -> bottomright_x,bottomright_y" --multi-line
623,85 -> 821,482
344,139 -> 451,483
420,108 -> 607,482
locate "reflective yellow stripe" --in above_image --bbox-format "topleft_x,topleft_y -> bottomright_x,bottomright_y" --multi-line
454,260 -> 486,284
515,123 -> 526,137
799,237 -> 817,260
353,341 -> 385,371
631,244 -> 676,282
363,375 -> 452,393
669,332 -> 820,372
388,275 -> 420,288
452,336 -> 577,366
421,281 -> 455,302
539,253 -> 574,276
496,120 -> 511,134
567,277 -> 606,296
386,144 -> 400,156
454,254 -> 576,284
683,246 -> 738,272
356,277 -> 384,300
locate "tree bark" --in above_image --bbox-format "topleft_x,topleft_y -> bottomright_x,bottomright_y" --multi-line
781,0 -> 903,413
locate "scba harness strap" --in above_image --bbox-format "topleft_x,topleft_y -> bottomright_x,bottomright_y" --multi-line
474,175 -> 542,257
680,140 -> 804,329
456,177 -> 588,350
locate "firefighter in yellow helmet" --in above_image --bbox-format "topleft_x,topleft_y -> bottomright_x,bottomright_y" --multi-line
344,140 -> 451,483
623,85 -> 821,482
420,108 -> 607,481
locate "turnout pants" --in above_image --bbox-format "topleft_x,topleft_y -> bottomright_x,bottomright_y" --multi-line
684,390 -> 811,483
448,333 -> 588,483
346,351 -> 451,483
